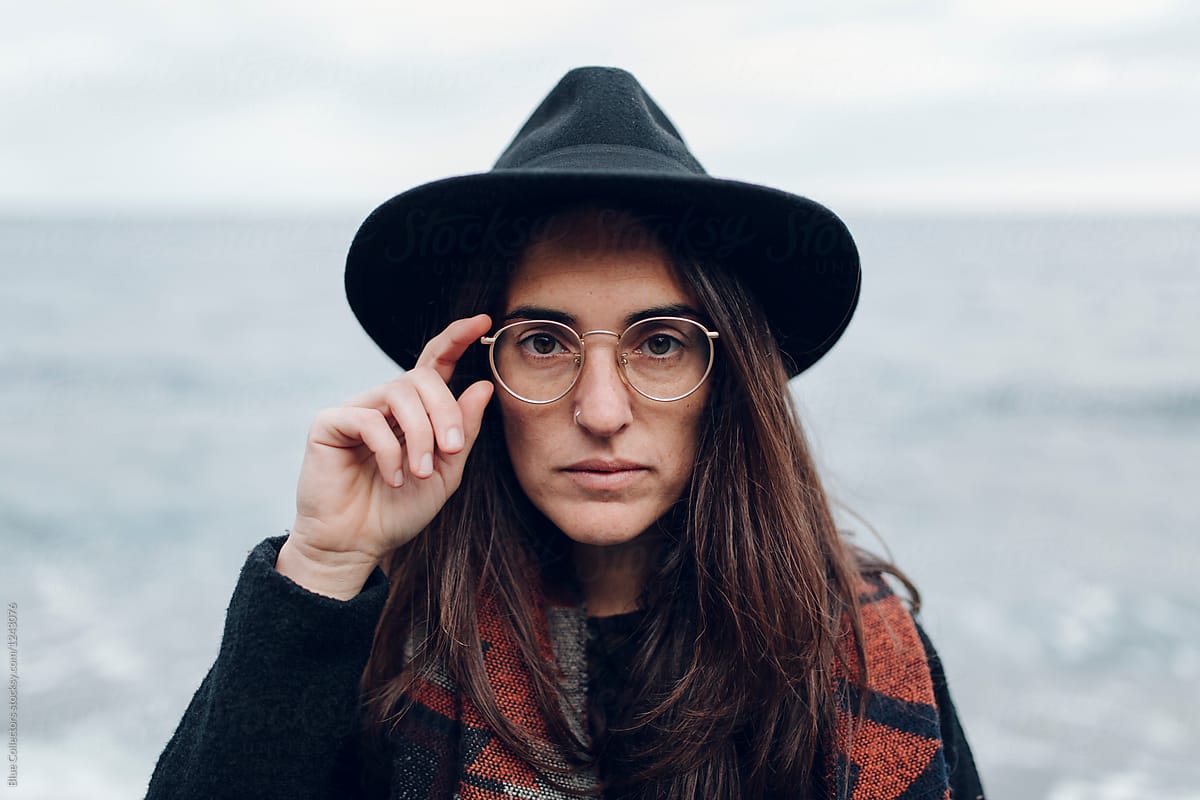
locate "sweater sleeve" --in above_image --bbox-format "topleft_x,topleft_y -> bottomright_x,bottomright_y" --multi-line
145,535 -> 391,800
914,623 -> 987,800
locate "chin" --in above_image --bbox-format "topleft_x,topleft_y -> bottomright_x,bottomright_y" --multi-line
541,502 -> 663,548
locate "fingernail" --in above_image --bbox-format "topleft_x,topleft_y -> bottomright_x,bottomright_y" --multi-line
419,453 -> 433,476
446,427 -> 463,450
393,470 -> 404,487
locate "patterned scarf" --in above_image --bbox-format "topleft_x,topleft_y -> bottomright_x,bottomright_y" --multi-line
387,573 -> 950,799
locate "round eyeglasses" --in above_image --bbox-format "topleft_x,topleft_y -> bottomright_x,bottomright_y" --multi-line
480,316 -> 720,404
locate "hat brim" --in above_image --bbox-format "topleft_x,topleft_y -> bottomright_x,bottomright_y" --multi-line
345,170 -> 860,377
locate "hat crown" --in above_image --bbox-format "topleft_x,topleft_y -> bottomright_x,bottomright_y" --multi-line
347,66 -> 861,378
493,66 -> 707,175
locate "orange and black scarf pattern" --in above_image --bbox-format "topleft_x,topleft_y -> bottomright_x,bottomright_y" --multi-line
388,573 -> 951,799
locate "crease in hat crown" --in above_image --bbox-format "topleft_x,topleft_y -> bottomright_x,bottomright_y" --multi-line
492,67 -> 706,175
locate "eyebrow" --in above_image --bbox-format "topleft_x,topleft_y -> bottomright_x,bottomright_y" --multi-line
503,303 -> 707,328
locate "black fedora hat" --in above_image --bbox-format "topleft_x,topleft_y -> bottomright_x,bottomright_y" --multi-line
345,66 -> 860,378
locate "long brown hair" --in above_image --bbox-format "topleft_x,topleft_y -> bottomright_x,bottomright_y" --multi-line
359,209 -> 914,798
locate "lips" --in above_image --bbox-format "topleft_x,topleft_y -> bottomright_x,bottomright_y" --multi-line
561,459 -> 649,491
563,459 -> 647,472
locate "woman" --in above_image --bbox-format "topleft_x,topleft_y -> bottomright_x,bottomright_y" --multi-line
148,67 -> 983,799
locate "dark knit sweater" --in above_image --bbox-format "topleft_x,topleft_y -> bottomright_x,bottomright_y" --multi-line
146,536 -> 984,799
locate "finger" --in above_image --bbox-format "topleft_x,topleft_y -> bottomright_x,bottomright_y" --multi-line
341,380 -> 399,412
313,407 -> 405,488
414,313 -> 493,384
456,380 -> 495,455
354,409 -> 408,488
429,380 -> 494,484
341,314 -> 493,412
406,366 -> 467,455
382,381 -> 437,479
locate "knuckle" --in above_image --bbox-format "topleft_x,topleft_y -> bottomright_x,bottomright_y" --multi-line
410,365 -> 443,384
379,434 -> 402,456
310,407 -> 340,430
407,422 -> 433,445
386,373 -> 412,388
378,386 -> 400,406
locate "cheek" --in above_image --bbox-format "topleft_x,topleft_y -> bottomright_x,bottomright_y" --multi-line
652,402 -> 707,484
498,401 -> 553,481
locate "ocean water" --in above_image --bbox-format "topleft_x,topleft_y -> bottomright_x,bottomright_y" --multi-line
1,214 -> 1197,798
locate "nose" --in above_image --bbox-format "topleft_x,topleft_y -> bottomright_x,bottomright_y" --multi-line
572,333 -> 633,436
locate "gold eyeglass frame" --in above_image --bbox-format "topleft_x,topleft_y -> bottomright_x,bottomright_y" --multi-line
480,316 -> 720,404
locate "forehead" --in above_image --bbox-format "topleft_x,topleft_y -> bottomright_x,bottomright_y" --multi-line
503,216 -> 696,323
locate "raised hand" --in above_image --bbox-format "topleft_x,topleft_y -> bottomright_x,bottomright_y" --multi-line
276,314 -> 495,598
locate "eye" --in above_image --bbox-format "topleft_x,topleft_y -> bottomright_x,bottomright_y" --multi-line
634,331 -> 684,357
517,330 -> 572,356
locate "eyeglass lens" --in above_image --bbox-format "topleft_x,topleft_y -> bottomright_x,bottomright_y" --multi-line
490,318 -> 713,402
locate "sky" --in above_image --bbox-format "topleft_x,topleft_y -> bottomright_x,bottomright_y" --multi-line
3,0 -> 1198,215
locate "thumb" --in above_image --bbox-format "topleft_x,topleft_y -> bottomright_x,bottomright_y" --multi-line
456,380 -> 495,455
